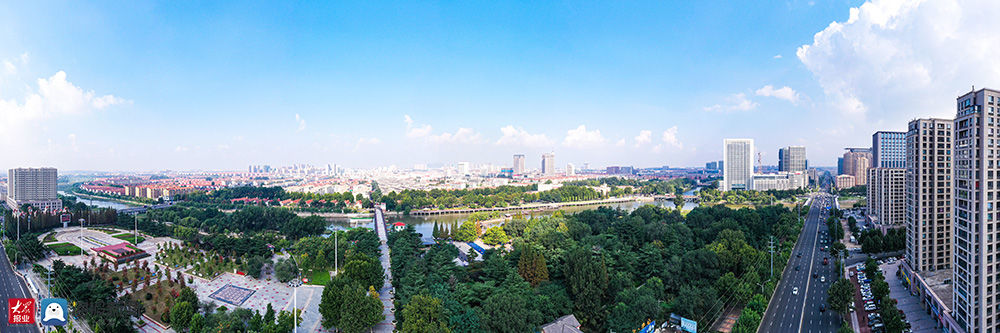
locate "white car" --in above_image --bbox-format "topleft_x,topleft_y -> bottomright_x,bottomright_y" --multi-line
793,287 -> 799,295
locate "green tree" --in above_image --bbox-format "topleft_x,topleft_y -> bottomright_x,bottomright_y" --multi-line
340,286 -> 384,333
454,221 -> 478,242
274,258 -> 299,283
871,279 -> 890,303
189,313 -> 205,333
827,278 -> 854,314
837,320 -> 853,333
566,247 -> 609,331
343,256 -> 383,290
400,294 -> 450,333
516,245 -> 549,287
673,186 -> 686,212
481,227 -> 509,246
879,296 -> 905,333
319,275 -> 350,329
171,301 -> 195,331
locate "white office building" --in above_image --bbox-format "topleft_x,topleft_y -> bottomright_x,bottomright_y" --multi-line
723,139 -> 754,191
542,153 -> 555,175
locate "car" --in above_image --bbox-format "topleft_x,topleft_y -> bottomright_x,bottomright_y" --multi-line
819,304 -> 826,312
823,257 -> 829,265
865,305 -> 877,311
820,276 -> 826,283
793,287 -> 799,295
797,252 -> 802,258
795,265 -> 801,271
813,273 -> 819,278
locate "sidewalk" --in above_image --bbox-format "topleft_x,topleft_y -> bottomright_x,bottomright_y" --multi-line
882,262 -> 936,332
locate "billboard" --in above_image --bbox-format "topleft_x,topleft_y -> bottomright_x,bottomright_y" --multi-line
60,214 -> 71,224
680,317 -> 697,333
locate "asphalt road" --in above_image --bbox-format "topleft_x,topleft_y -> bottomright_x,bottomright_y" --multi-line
0,244 -> 40,333
758,194 -> 841,333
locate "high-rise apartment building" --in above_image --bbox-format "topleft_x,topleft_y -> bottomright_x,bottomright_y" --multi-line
778,146 -> 807,172
867,167 -> 906,225
513,154 -> 526,174
566,163 -> 575,176
904,118 -> 953,273
952,88 -> 1000,332
723,139 -> 754,191
7,167 -> 61,212
843,148 -> 872,186
874,131 -> 907,168
541,153 -> 555,175
457,162 -> 470,175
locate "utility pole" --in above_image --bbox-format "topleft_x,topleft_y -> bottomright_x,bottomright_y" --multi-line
768,236 -> 775,279
334,231 -> 338,276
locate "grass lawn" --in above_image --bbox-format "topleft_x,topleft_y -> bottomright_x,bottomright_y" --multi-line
42,232 -> 57,243
114,233 -> 146,244
305,269 -> 332,286
47,242 -> 83,256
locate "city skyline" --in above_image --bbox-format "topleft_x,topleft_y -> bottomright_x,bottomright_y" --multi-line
3,1 -> 998,171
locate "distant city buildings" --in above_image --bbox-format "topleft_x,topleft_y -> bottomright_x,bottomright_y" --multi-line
722,139 -> 754,191
778,146 -> 807,172
749,171 -> 807,191
541,153 -> 555,175
248,164 -> 272,173
606,166 -> 635,175
835,174 -> 856,189
841,148 -> 872,186
904,118 -> 952,273
566,163 -> 575,176
513,154 -> 526,174
7,167 -> 61,212
457,162 -> 470,176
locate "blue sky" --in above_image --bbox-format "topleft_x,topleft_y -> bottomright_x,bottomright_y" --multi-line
3,0 -> 995,171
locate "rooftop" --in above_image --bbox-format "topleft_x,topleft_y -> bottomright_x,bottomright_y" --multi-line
922,269 -> 954,311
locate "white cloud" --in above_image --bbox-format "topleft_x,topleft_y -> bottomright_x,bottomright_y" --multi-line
295,114 -> 307,132
3,60 -> 14,75
403,114 -> 433,138
755,85 -> 801,104
633,130 -> 652,147
773,54 -> 783,59
797,0 -> 1000,119
354,137 -> 381,151
0,71 -> 127,127
661,126 -> 682,148
430,128 -> 482,144
495,125 -> 554,147
703,93 -> 758,112
562,125 -> 605,149
67,133 -> 78,152
616,138 -> 626,147
174,146 -> 189,152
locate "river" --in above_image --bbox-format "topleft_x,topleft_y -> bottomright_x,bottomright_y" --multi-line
59,191 -> 139,210
326,187 -> 702,239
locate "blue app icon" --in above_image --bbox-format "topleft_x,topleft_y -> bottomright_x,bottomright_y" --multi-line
40,298 -> 68,326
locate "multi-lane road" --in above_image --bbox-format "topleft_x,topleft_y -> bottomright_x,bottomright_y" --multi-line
758,194 -> 841,333
0,243 -> 41,333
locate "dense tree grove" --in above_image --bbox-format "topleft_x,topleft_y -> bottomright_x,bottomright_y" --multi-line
387,203 -> 803,332
563,177 -> 696,195
859,228 -> 906,254
698,188 -> 806,205
48,260 -> 143,332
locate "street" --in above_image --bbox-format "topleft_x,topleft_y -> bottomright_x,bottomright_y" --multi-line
0,244 -> 41,333
758,194 -> 841,333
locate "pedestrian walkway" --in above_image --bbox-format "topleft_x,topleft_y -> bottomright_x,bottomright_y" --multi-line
373,207 -> 396,332
883,262 -> 937,333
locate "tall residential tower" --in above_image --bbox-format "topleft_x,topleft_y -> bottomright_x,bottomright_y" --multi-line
7,167 -> 61,212
541,153 -> 555,175
953,88 -> 1000,332
513,154 -> 525,174
904,118 -> 953,273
